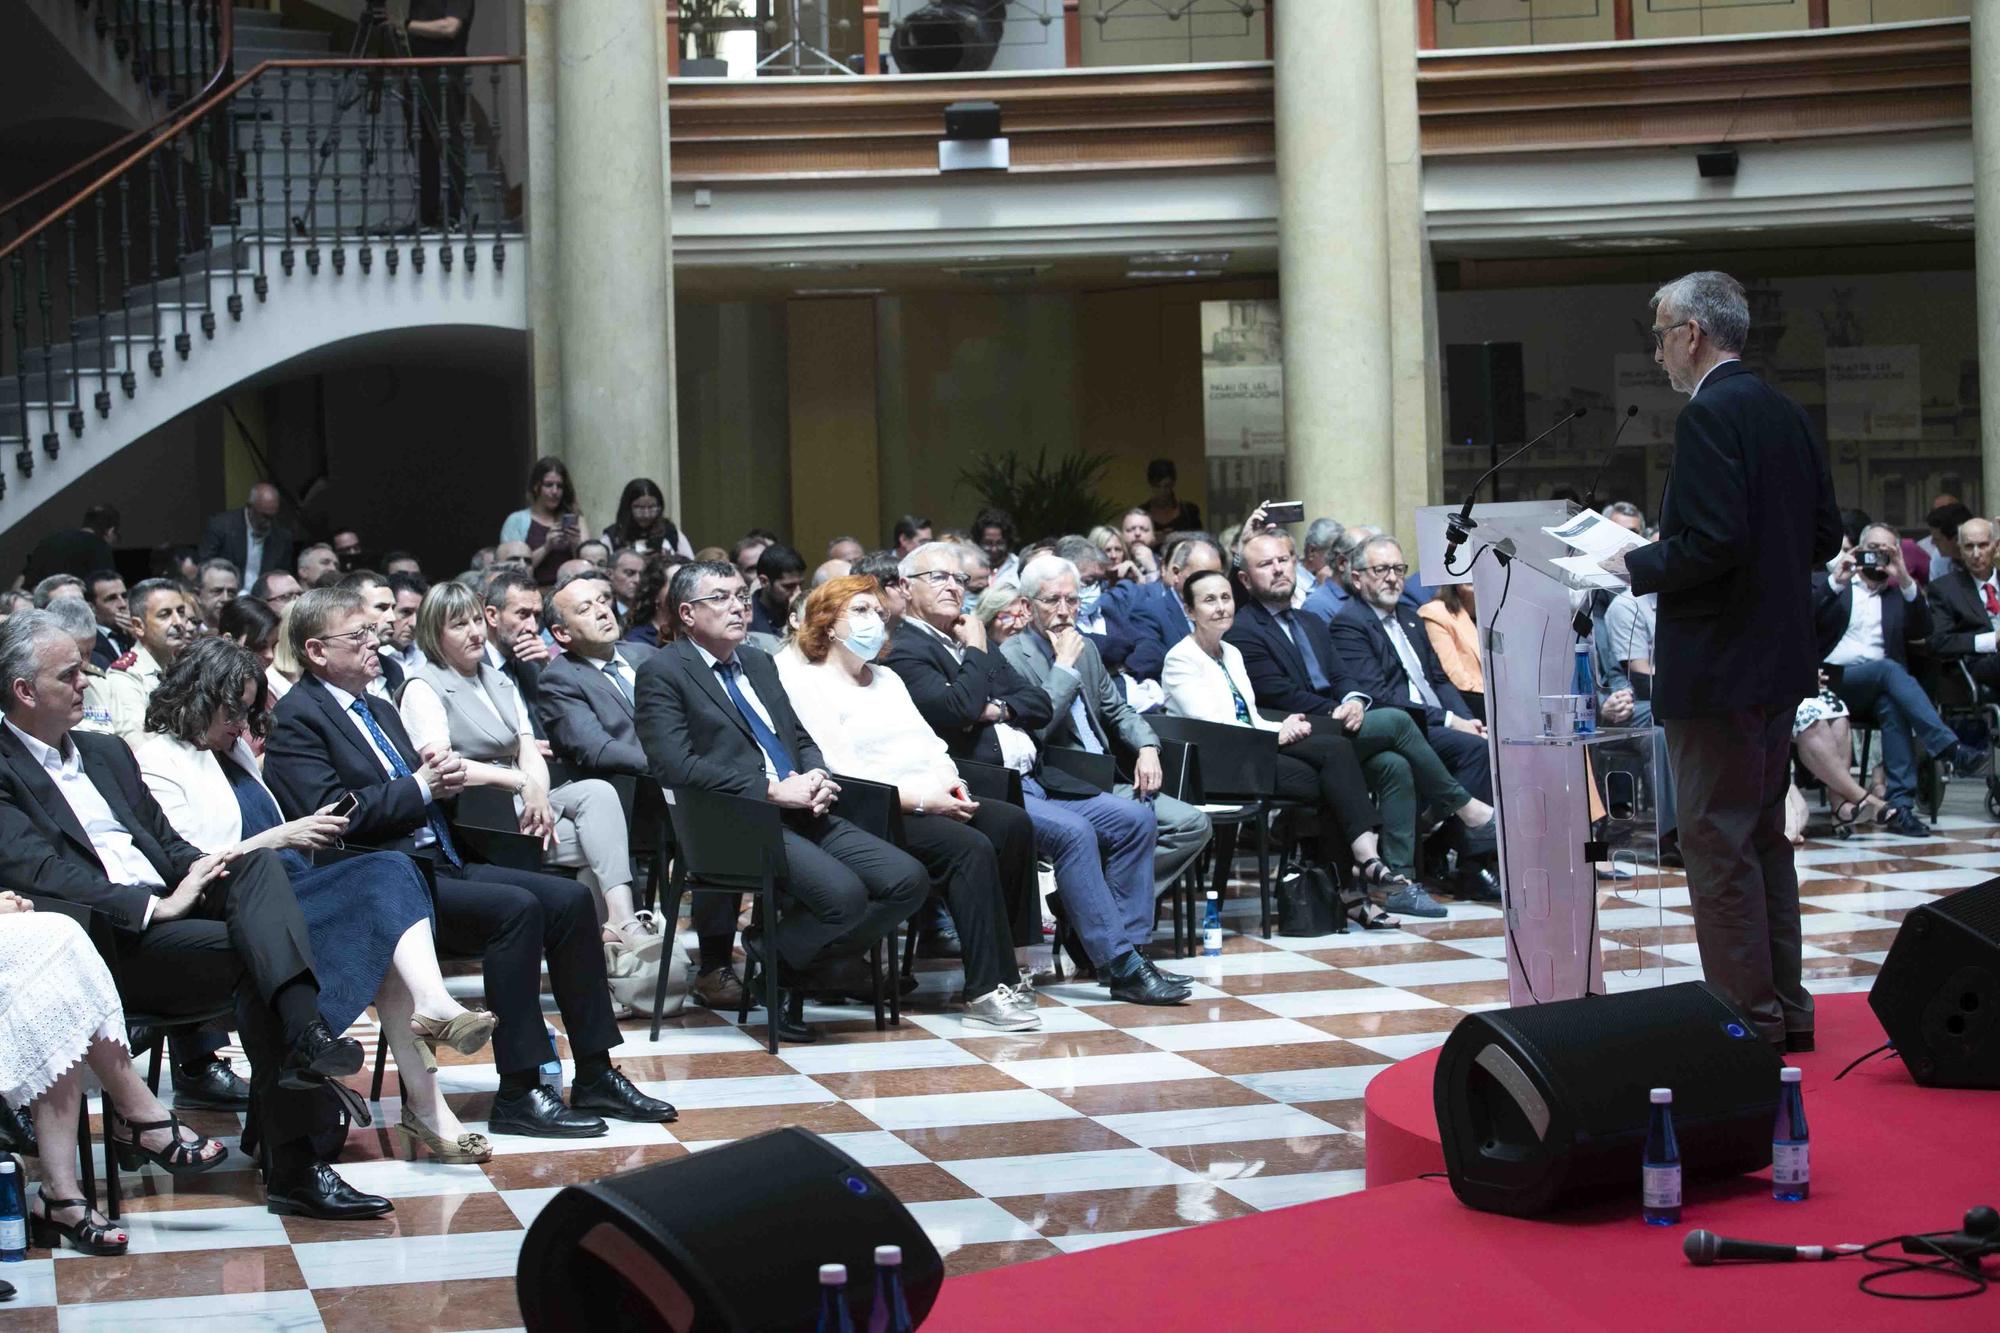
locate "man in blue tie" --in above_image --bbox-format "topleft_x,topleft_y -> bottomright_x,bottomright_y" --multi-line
634,562 -> 928,1042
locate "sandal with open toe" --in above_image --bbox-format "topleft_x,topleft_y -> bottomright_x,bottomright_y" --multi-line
109,1110 -> 228,1176
29,1194 -> 128,1256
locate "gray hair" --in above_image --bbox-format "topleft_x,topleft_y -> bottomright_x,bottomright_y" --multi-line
44,596 -> 98,644
1054,536 -> 1107,569
956,543 -> 990,573
31,574 -> 84,608
287,586 -> 365,666
1018,554 -> 1080,603
1302,518 -> 1344,562
1604,501 -> 1644,524
1652,270 -> 1749,353
666,560 -> 739,623
898,541 -> 965,579
1960,516 -> 1994,544
128,577 -> 186,622
1359,534 -> 1405,567
1164,532 -> 1222,571
973,579 -> 1022,626
0,611 -> 70,712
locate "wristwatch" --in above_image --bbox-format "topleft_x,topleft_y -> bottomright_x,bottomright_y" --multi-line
994,699 -> 1011,723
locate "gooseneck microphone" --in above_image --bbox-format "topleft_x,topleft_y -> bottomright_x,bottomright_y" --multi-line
1683,1230 -> 1860,1265
1582,404 -> 1643,512
1443,407 -> 1588,569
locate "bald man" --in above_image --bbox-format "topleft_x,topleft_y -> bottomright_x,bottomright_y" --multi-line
199,481 -> 294,586
1926,516 -> 2000,692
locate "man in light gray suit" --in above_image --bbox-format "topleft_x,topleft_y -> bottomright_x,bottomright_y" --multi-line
1001,553 -> 1212,896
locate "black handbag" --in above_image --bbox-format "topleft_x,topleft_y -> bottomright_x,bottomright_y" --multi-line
1277,865 -> 1343,937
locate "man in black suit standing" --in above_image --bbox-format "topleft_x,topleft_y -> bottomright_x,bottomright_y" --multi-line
634,561 -> 928,1037
265,587 -> 673,1137
1612,270 -> 1842,1053
198,484 -> 295,591
22,505 -> 119,587
1926,516 -> 2000,692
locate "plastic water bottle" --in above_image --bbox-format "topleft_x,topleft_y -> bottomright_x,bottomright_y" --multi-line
1202,891 -> 1223,957
1571,641 -> 1598,734
540,1024 -> 565,1094
1772,1066 -> 1810,1202
0,1159 -> 27,1262
1641,1087 -> 1681,1225
867,1244 -> 914,1333
816,1263 -> 856,1333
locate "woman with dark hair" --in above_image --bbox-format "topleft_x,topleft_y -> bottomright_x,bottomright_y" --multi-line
620,552 -> 685,646
498,456 -> 589,586
1140,457 -> 1201,538
134,637 -> 497,1163
219,594 -> 282,668
602,478 -> 694,560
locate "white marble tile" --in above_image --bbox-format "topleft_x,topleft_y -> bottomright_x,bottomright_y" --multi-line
1443,934 -> 1511,959
909,1004 -> 1110,1040
1594,907 -> 1694,931
906,1197 -> 1044,1251
1126,1018 -> 1332,1054
1846,872 -> 1987,896
817,1129 -> 932,1168
475,1113 -> 677,1157
1340,957 -> 1508,988
1796,911 -> 1899,935
1792,844 -> 1899,865
1095,1101 -> 1340,1148
1347,1031 -> 1453,1061
849,1087 -> 1081,1131
1216,1168 -> 1369,1210
778,1038 -> 982,1076
1229,1064 -> 1392,1103
598,1025 -> 769,1057
293,1229 -> 527,1289
332,1154 -> 503,1193
1241,987 -> 1444,1019
500,1186 -> 562,1228
992,1050 -> 1212,1090
1059,981 -> 1229,1008
1600,965 -> 1705,994
940,1147 -> 1198,1198
1853,950 -> 1892,965
0,1256 -> 55,1307
1272,929 -> 1439,953
1915,851 -> 2000,869
1048,1227 -> 1180,1253
636,1073 -> 836,1112
1174,950 -> 1335,977
434,1063 -> 502,1095
53,1289 -> 326,1331
1646,941 -> 1835,969
44,1204 -> 289,1258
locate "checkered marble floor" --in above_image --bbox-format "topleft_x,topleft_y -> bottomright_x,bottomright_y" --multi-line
7,806 -> 1993,1332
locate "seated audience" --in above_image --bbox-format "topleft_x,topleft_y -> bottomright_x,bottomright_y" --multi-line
892,515 -> 933,558
331,530 -> 365,574
855,551 -> 909,624
103,577 -> 196,745
381,551 -> 424,578
575,540 -> 611,571
732,531 -> 775,585
32,574 -> 85,608
621,554 -> 685,648
500,456 -> 589,587
195,558 -> 242,631
1921,499 -> 1973,586
1054,535 -> 1161,712
47,598 -> 116,735
1121,533 -> 1224,681
973,580 -> 1030,646
482,569 -> 550,718
1118,507 -> 1162,582
338,570 -> 407,696
1926,516 -> 2000,692
750,543 -> 807,637
384,571 -> 429,671
827,535 -> 866,566
608,546 -> 648,620
1793,672 -> 1890,834
959,544 -> 993,597
218,597 -> 284,685
603,477 -> 694,558
1301,524 -> 1379,625
1088,525 -> 1143,588
972,508 -> 1019,583
297,543 -> 340,587
1417,581 -> 1483,723
267,604 -> 304,701
199,485 -> 292,589
86,569 -> 132,667
1298,518 -> 1344,604
812,558 -> 852,588
1600,585 -> 1681,860
251,568 -> 305,613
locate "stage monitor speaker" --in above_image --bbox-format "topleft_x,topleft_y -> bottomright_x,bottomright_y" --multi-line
1869,877 -> 2000,1088
516,1126 -> 941,1332
1445,341 -> 1526,451
1434,981 -> 1782,1217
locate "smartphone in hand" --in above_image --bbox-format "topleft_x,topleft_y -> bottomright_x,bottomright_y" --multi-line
329,791 -> 359,818
1264,500 -> 1305,527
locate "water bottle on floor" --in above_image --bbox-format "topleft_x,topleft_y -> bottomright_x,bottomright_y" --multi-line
817,1263 -> 855,1333
541,1025 -> 565,1095
1772,1066 -> 1810,1202
1641,1087 -> 1680,1225
0,1159 -> 26,1261
1202,891 -> 1223,957
867,1244 -> 914,1333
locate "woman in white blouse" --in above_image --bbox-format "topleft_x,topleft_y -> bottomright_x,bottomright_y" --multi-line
397,582 -> 659,976
776,574 -> 1041,1032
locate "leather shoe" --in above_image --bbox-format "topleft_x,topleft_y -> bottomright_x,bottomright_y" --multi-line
488,1084 -> 608,1139
266,1159 -> 393,1220
1454,816 -> 1499,860
279,1021 -> 365,1091
1785,1030 -> 1815,1054
171,1056 -> 251,1110
766,998 -> 820,1044
691,965 -> 747,1010
570,1067 -> 678,1123
0,1101 -> 36,1156
915,924 -> 963,960
1104,951 -> 1187,1006
1143,958 -> 1194,988
1883,806 -> 1932,838
1452,867 -> 1503,903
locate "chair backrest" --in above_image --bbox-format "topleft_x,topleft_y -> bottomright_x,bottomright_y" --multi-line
831,773 -> 904,844
1147,713 -> 1277,800
1154,736 -> 1205,804
954,757 -> 1024,806
1044,746 -> 1116,792
451,787 -> 549,872
667,786 -> 788,887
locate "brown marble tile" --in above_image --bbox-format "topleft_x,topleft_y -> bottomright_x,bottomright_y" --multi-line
1901,841 -> 2000,856
479,1142 -> 689,1190
616,1049 -> 797,1081
1408,980 -> 1510,1006
0,1308 -> 59,1333
280,1191 -> 522,1245
53,1245 -> 306,1305
1810,928 -> 1904,955
1151,1133 -> 1368,1178
1290,1098 -> 1368,1132
1604,924 -> 1702,947
1208,968 -> 1380,996
892,1118 -> 1139,1162
1299,1008 -> 1467,1039
1084,996 -> 1277,1028
1181,1040 -> 1385,1076
867,1162 -> 980,1202
1801,955 -> 1881,979
809,1064 -> 1027,1100
1303,941 -> 1478,966
668,1100 -> 879,1142
943,1238 -> 1063,1276
1048,1077 -> 1273,1117
113,1166 -> 269,1213
951,1029 -> 1155,1062
999,1181 -> 1258,1235
1795,859 -> 1918,877
1212,934 -> 1282,955
316,1276 -> 522,1333
1386,918 -> 1506,942
812,1018 -> 946,1043
1796,877 -> 1899,897
1872,906 -> 1917,923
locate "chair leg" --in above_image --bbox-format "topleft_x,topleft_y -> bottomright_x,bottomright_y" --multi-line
760,884 -> 782,1054
76,1096 -> 96,1211
104,1106 -> 121,1221
870,941 -> 886,1032
1255,804 -> 1273,939
1171,864 -> 1186,958
887,925 -> 901,1028
145,1038 -> 164,1095
369,1031 -> 388,1103
654,874 -> 692,1043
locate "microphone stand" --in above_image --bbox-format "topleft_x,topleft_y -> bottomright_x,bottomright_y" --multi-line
1443,407 -> 1588,573
1583,404 -> 1644,513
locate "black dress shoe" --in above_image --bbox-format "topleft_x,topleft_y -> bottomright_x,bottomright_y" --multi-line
266,1159 -> 393,1220
1143,958 -> 1194,988
1104,952 -> 1187,1006
1454,817 -> 1499,860
1453,867 -> 1503,903
915,924 -> 963,959
1785,1031 -> 1815,1054
570,1068 -> 678,1123
171,1056 -> 252,1110
768,999 -> 820,1044
279,1021 -> 365,1091
488,1084 -> 608,1139
0,1101 -> 38,1156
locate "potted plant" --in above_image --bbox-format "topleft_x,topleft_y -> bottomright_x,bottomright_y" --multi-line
958,447 -> 1117,543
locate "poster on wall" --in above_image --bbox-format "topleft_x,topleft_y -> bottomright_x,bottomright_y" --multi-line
1613,352 -> 1683,447
1826,345 -> 1921,440
1201,299 -> 1286,527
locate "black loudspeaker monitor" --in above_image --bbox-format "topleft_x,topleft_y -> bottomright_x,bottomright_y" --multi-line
1445,341 -> 1526,451
516,1126 -> 941,1332
1869,877 -> 2000,1088
1434,981 -> 1782,1217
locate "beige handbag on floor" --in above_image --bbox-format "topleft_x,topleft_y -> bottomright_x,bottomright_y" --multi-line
608,940 -> 689,1018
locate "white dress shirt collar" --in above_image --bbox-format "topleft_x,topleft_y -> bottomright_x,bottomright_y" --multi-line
1692,356 -> 1741,398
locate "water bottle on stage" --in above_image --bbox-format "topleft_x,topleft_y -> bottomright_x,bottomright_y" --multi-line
1772,1067 -> 1810,1201
1642,1088 -> 1681,1225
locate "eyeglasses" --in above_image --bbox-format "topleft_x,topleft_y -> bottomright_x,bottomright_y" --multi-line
687,590 -> 755,609
314,627 -> 378,648
1358,564 -> 1410,578
1649,319 -> 1693,347
912,570 -> 971,589
1033,593 -> 1081,609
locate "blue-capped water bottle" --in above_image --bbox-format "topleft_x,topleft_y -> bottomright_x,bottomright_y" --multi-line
541,1024 -> 565,1094
817,1263 -> 856,1333
867,1244 -> 914,1333
0,1158 -> 27,1262
1772,1066 -> 1809,1202
1202,891 -> 1223,957
1571,641 -> 1597,734
1642,1087 -> 1681,1225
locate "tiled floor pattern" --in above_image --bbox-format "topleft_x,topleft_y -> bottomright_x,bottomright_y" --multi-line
6,810 -> 1993,1331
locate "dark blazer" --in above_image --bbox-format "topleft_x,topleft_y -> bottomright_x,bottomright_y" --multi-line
493,649 -> 544,736
1812,574 -> 1930,669
91,624 -> 131,670
265,672 -> 439,851
1925,569 -> 1997,661
1225,596 -> 1367,718
197,508 -> 295,578
1328,597 -> 1470,729
23,527 -> 116,586
634,639 -> 823,797
1625,360 -> 1842,719
0,726 -> 203,931
538,644 -> 656,777
1116,581 -> 1191,681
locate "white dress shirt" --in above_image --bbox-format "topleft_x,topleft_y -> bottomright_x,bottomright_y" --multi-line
1824,576 -> 1919,667
1691,356 -> 1740,398
1972,572 -> 2000,655
6,720 -> 166,924
321,679 -> 433,849
692,641 -> 782,779
895,615 -> 1038,773
243,515 -> 267,587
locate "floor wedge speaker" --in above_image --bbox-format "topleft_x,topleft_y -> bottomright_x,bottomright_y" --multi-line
516,1126 -> 941,1332
1869,877 -> 2000,1088
1434,981 -> 1782,1216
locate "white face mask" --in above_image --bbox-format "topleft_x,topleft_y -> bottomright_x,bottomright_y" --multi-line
840,611 -> 886,662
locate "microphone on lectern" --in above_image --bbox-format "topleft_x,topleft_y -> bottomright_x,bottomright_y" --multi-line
1443,408 -> 1588,569
1582,405 -> 1643,513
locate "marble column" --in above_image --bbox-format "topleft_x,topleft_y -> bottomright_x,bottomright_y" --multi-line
550,0 -> 681,524
1274,0 -> 1396,534
1378,0 -> 1442,529
1975,5 -> 2000,510
524,0 -> 561,456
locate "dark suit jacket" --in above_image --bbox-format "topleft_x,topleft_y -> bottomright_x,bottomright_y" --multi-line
0,726 -> 204,931
538,644 -> 656,777
492,649 -> 544,738
1328,597 -> 1469,730
23,527 -> 116,586
91,624 -> 131,670
265,672 -> 439,851
1925,569 -> 1996,661
634,639 -> 823,798
1224,597 -> 1367,718
197,508 -> 296,578
1116,581 -> 1191,682
1812,574 -> 1929,670
1625,360 -> 1841,719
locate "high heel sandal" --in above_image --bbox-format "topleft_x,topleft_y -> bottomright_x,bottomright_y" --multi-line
29,1194 -> 128,1256
109,1110 -> 228,1176
410,1009 -> 499,1058
395,1108 -> 492,1164
1359,858 -> 1411,888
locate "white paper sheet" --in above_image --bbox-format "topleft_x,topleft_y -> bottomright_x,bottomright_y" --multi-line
1543,508 -> 1651,588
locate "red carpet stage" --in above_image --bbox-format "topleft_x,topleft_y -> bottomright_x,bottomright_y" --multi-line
928,993 -> 1997,1330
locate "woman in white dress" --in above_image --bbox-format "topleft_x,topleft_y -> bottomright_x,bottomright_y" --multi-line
0,893 -> 227,1255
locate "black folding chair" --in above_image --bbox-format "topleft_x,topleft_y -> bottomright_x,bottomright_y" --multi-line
654,787 -> 789,1051
825,774 -> 908,1030
450,786 -> 555,873
932,758 -> 1029,976
1147,715 -> 1304,944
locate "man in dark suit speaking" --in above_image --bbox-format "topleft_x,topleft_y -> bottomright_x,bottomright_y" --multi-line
1609,271 -> 1841,1053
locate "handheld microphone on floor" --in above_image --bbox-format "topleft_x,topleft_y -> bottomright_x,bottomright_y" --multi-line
1443,408 -> 1588,570
1683,1230 -> 1863,1265
1582,404 -> 1643,512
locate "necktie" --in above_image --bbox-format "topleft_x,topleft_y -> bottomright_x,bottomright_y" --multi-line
604,657 -> 634,704
349,698 -> 462,867
714,660 -> 795,778
1068,692 -> 1105,755
1280,611 -> 1332,693
1983,582 -> 1999,618
1384,615 -> 1442,711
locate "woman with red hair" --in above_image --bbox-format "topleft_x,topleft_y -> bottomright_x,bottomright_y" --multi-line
776,575 -> 1042,1032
